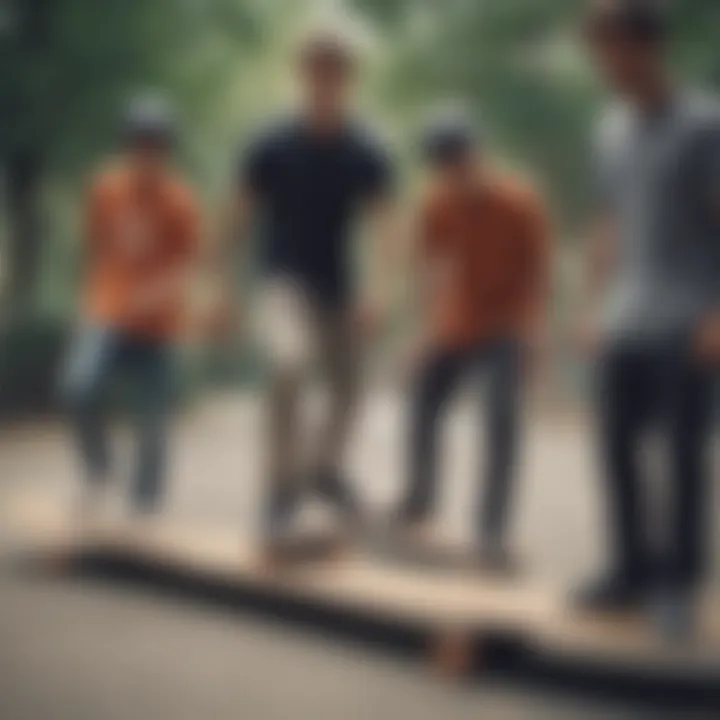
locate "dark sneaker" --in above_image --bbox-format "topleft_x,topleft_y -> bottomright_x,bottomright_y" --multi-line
474,543 -> 524,578
650,587 -> 697,644
263,485 -> 299,540
383,516 -> 466,570
131,492 -> 163,519
396,517 -> 436,545
258,495 -> 301,571
574,574 -> 646,614
314,469 -> 361,521
260,484 -> 351,568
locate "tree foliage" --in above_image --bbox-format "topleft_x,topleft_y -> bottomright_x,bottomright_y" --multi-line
2,0 -> 720,318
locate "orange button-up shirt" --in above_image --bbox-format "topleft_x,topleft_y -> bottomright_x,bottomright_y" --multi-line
83,164 -> 200,340
420,174 -> 550,349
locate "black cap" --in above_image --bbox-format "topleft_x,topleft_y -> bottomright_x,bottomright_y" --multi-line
422,106 -> 480,167
123,92 -> 177,148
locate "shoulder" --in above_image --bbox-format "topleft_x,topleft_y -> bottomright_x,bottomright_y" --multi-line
491,172 -> 547,219
245,116 -> 299,155
595,102 -> 632,153
347,121 -> 392,161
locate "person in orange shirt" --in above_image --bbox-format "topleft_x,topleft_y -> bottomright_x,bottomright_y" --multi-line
61,93 -> 200,515
396,109 -> 551,570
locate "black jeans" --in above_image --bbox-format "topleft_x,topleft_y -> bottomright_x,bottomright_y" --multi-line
598,339 -> 714,591
402,337 -> 523,543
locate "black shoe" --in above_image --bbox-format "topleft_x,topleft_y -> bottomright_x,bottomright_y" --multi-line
393,516 -> 437,550
391,495 -> 435,531
258,487 -> 302,569
574,573 -> 646,614
315,469 -> 360,520
650,586 -> 697,644
132,491 -> 163,518
393,498 -> 427,524
475,542 -> 523,578
264,485 -> 299,540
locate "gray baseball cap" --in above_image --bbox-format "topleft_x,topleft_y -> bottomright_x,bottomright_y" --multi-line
123,91 -> 178,147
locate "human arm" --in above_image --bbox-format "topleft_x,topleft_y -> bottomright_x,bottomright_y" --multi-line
515,193 -> 553,375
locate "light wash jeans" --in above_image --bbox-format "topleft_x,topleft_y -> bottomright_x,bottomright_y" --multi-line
60,325 -> 174,510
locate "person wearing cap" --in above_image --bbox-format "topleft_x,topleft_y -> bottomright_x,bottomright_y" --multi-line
61,92 -> 200,515
577,0 -> 720,636
395,107 -> 551,571
214,29 -> 396,557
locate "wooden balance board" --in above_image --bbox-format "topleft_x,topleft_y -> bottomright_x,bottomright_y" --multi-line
2,492 -> 719,681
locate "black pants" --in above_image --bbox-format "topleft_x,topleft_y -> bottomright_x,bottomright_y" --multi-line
598,340 -> 714,591
402,338 -> 523,543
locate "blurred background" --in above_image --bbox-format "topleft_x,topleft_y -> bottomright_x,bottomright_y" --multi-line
0,0 -> 718,415
2,2 -> 720,719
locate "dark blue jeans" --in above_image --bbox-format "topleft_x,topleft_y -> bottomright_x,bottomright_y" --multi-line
597,338 -> 714,591
402,337 -> 524,543
60,326 -> 174,510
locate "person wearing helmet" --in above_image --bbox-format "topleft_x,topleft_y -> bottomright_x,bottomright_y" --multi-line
395,106 -> 551,572
61,92 -> 200,516
213,28 -> 397,561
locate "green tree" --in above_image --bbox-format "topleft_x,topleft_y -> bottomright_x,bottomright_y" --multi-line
0,0 -> 264,314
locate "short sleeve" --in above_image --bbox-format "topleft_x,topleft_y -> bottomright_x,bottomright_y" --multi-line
593,117 -> 617,214
239,131 -> 276,198
592,105 -> 630,216
357,136 -> 393,202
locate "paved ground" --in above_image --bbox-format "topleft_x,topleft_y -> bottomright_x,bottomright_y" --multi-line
1,392 -> 719,718
3,391 -> 719,583
0,564 -> 707,720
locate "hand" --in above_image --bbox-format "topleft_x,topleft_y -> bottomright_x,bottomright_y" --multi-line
399,331 -> 431,379
127,281 -> 174,319
522,328 -> 548,385
571,313 -> 602,359
694,313 -> 720,365
128,270 -> 186,321
203,297 -> 242,344
354,300 -> 389,342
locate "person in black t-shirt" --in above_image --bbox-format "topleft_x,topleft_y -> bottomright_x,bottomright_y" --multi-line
213,27 -> 396,558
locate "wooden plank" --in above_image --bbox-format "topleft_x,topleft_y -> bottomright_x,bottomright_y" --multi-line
4,493 -> 720,679
1,493 -> 550,636
533,597 -> 720,675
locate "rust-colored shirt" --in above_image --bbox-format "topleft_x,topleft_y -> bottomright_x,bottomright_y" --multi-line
420,174 -> 550,349
83,164 -> 200,340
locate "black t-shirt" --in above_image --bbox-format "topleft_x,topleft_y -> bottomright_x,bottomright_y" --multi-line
240,117 -> 392,306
